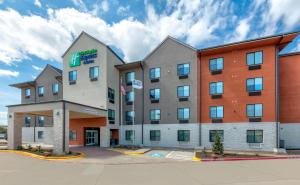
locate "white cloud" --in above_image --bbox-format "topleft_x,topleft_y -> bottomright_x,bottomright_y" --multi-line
117,5 -> 130,16
34,0 -> 42,8
71,0 -> 87,11
32,65 -> 43,71
0,69 -> 19,77
230,19 -> 250,42
0,0 -> 3,5
100,0 -> 109,12
0,112 -> 7,125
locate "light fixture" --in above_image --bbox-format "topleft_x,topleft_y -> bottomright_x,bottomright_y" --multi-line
56,111 -> 60,116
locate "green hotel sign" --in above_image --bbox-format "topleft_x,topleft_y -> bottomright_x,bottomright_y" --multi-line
69,49 -> 97,67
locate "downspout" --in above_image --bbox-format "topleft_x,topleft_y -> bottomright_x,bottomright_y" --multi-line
33,85 -> 37,143
63,101 -> 66,153
198,51 -> 202,147
275,37 -> 283,149
140,62 -> 144,145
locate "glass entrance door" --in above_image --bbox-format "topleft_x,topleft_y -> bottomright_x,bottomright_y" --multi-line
85,130 -> 99,146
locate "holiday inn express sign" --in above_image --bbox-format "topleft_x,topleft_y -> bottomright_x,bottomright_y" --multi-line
69,49 -> 98,67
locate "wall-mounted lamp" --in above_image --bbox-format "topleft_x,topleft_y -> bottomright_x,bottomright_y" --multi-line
56,111 -> 60,116
9,115 -> 12,118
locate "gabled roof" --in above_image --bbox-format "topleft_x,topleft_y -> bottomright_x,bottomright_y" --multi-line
115,61 -> 143,70
143,36 -> 196,61
61,31 -> 125,64
9,64 -> 62,89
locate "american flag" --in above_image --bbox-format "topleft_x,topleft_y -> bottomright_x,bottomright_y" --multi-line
120,79 -> 126,95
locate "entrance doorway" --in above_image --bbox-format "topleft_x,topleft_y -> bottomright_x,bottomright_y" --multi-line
84,128 -> 100,146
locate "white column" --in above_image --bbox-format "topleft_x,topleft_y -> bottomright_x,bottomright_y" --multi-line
53,108 -> 69,155
8,112 -> 23,150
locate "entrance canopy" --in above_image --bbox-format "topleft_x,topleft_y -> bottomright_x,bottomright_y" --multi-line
7,100 -> 107,154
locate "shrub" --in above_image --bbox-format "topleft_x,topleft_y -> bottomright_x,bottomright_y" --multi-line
212,133 -> 224,155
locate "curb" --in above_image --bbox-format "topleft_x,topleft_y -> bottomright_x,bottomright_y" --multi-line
108,148 -> 147,155
200,156 -> 300,162
0,150 -> 85,161
192,156 -> 201,161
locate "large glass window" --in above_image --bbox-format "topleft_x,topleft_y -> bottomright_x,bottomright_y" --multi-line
108,109 -> 115,123
108,87 -> 115,103
150,130 -> 160,141
150,109 -> 160,121
177,108 -> 190,120
89,66 -> 99,80
210,106 -> 224,119
247,104 -> 263,117
209,130 -> 224,142
209,58 -> 223,71
247,77 -> 263,92
69,70 -> 77,82
177,86 -> 190,97
25,88 -> 31,97
177,130 -> 190,142
125,130 -> 134,141
126,91 -> 134,102
126,72 -> 135,85
38,86 -> 44,96
52,83 -> 59,94
38,116 -> 45,126
149,89 -> 160,100
149,68 -> 160,80
209,82 -> 223,95
25,116 -> 31,127
177,63 -> 190,76
247,51 -> 263,66
247,130 -> 263,143
125,111 -> 134,124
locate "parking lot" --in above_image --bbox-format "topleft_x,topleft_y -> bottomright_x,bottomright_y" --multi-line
1,149 -> 300,185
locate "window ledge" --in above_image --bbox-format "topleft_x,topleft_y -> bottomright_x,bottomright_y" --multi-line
25,96 -> 30,99
109,121 -> 115,124
212,118 -> 223,123
125,121 -> 133,125
38,94 -> 44,97
109,99 -> 115,104
126,101 -> 133,105
151,120 -> 160,124
53,92 -> 58,96
90,78 -> 98,82
248,64 -> 261,70
151,99 -> 159,103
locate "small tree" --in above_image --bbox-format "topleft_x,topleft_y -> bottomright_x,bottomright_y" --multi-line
212,133 -> 224,155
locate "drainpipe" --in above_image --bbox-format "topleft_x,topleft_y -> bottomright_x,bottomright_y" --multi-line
198,51 -> 202,147
140,62 -> 144,145
63,101 -> 66,153
33,86 -> 37,143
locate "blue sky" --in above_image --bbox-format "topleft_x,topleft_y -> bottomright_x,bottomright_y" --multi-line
0,0 -> 300,124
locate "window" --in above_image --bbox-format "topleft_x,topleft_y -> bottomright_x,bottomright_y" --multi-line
25,88 -> 31,98
125,111 -> 134,124
150,109 -> 160,121
210,58 -> 223,71
37,131 -> 43,139
89,66 -> 99,80
38,86 -> 44,96
125,130 -> 134,141
177,86 -> 190,97
69,130 -> 77,140
177,63 -> 190,77
209,130 -> 224,142
210,106 -> 224,119
209,82 -> 223,95
149,68 -> 160,80
108,109 -> 115,124
108,88 -> 115,103
25,116 -> 31,127
177,130 -> 190,142
247,104 -> 263,117
247,51 -> 263,66
38,116 -> 45,126
149,89 -> 160,100
126,91 -> 134,103
126,72 -> 135,85
247,130 -> 263,143
69,70 -> 77,82
247,78 -> 263,92
150,130 -> 160,141
177,108 -> 190,120
52,83 -> 59,94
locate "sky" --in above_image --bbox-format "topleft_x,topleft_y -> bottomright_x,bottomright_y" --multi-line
0,0 -> 300,125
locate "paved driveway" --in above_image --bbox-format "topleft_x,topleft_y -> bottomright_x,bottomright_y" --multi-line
1,152 -> 300,185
